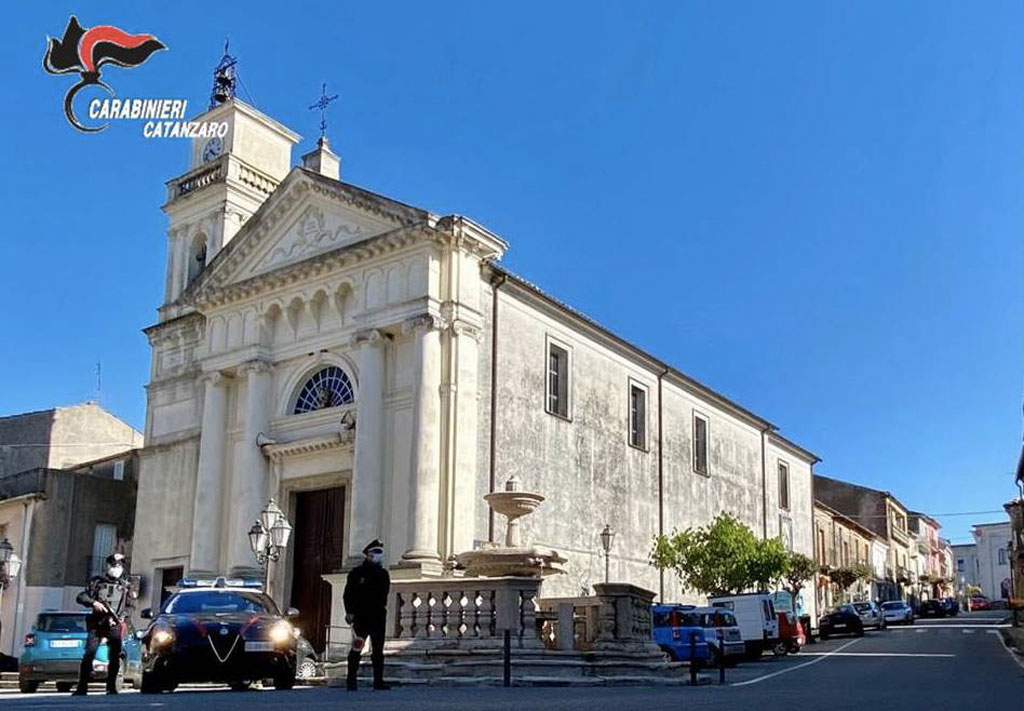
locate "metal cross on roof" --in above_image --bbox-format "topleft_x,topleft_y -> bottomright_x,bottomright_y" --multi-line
309,83 -> 339,139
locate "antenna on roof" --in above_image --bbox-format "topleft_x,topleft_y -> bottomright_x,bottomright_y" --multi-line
93,360 -> 102,404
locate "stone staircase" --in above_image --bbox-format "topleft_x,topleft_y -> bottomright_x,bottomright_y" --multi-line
327,648 -> 696,687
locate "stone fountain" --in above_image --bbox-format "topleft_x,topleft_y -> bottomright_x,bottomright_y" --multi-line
456,474 -> 566,577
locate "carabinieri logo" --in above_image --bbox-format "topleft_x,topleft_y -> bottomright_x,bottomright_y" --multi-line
43,15 -> 166,132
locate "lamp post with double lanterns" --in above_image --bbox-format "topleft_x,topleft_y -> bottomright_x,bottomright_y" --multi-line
0,538 -> 23,652
248,499 -> 293,598
600,524 -> 615,584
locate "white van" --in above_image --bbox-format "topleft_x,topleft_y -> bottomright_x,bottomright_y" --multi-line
708,593 -> 780,658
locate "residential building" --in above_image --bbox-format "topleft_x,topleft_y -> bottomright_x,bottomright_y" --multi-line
0,403 -> 143,477
132,92 -> 820,655
908,512 -> 944,603
951,543 -> 980,597
813,501 -> 879,610
0,449 -> 140,655
972,521 -> 1012,601
1005,500 -> 1023,602
813,475 -> 912,601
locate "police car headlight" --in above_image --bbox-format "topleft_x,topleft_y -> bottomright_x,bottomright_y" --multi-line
269,621 -> 292,644
152,629 -> 174,647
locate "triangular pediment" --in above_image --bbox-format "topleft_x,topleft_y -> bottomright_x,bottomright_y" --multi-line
241,196 -> 393,278
189,168 -> 429,297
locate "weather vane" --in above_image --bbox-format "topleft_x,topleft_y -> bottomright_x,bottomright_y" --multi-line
309,82 -> 339,139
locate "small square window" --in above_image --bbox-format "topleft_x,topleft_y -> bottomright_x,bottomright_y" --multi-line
113,460 -> 125,481
693,413 -> 709,475
546,340 -> 570,419
778,461 -> 790,510
629,382 -> 647,449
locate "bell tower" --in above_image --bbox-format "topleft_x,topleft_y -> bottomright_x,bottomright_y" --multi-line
160,49 -> 300,320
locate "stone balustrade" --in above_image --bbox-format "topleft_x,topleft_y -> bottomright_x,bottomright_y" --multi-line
387,576 -> 544,650
538,582 -> 659,653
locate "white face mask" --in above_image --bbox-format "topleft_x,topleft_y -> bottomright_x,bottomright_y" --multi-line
108,565 -> 124,579
368,552 -> 383,565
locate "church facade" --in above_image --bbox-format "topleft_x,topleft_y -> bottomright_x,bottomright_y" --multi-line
132,97 -> 818,651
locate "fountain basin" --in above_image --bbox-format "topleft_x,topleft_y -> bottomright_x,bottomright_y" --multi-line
484,491 -> 545,518
457,544 -> 567,578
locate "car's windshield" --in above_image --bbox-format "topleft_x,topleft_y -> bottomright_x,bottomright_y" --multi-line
881,602 -> 904,610
36,614 -> 87,633
164,591 -> 277,615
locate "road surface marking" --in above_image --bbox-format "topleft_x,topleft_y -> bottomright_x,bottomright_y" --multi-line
915,628 -> 927,633
731,639 -> 861,687
914,623 -> 1010,628
799,652 -> 954,658
991,630 -> 1024,671
962,629 -> 974,634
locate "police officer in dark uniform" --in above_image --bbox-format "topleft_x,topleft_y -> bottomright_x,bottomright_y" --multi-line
72,552 -> 132,695
342,539 -> 390,691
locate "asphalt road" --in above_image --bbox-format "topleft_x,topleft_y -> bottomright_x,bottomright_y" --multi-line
3,613 -> 1020,711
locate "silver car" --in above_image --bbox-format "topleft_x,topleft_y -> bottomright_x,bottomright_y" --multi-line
880,600 -> 914,625
852,601 -> 886,630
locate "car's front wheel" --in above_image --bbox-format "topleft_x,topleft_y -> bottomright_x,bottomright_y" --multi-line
140,671 -> 167,694
273,668 -> 296,691
18,679 -> 39,694
55,682 -> 74,693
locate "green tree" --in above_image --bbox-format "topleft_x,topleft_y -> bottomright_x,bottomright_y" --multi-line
650,513 -> 790,596
782,552 -> 817,602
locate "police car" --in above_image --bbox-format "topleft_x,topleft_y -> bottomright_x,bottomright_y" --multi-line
136,577 -> 298,693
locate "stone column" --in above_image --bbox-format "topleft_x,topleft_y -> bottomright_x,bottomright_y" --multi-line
350,328 -> 386,560
401,316 -> 443,567
227,359 -> 273,578
189,372 -> 228,575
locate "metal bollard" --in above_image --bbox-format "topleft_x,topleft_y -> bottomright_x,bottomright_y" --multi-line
689,632 -> 698,685
503,629 -> 511,687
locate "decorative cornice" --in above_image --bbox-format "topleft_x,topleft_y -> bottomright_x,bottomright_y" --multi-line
354,328 -> 386,346
402,314 -> 439,335
262,431 -> 354,461
238,359 -> 273,377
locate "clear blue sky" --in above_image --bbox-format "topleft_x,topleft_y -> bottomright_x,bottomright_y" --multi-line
2,2 -> 1021,546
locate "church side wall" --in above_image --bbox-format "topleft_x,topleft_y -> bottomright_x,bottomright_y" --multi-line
483,278 -> 816,605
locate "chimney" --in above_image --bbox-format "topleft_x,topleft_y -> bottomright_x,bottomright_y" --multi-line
301,137 -> 340,180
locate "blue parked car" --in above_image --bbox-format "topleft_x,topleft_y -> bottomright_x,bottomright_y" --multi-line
652,604 -> 745,667
18,610 -> 142,693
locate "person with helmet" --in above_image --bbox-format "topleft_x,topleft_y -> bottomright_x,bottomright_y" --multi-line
342,539 -> 390,691
72,552 -> 132,695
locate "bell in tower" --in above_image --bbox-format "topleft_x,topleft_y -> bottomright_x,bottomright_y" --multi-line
210,40 -> 237,108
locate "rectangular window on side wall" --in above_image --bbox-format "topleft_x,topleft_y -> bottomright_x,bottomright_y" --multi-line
692,412 -> 709,475
628,381 -> 647,449
999,548 -> 1007,565
545,339 -> 570,419
113,460 -> 125,481
778,461 -> 790,510
90,523 -> 117,577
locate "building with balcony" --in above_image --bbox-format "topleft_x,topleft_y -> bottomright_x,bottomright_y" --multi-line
813,475 -> 912,601
813,500 -> 880,610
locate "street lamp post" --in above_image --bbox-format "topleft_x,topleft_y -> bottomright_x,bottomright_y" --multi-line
600,524 -> 615,584
0,538 -> 23,652
247,499 -> 293,599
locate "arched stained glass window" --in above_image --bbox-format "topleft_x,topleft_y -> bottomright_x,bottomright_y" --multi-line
293,366 -> 355,414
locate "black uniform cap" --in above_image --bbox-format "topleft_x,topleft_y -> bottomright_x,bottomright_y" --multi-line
105,553 -> 126,565
363,539 -> 384,554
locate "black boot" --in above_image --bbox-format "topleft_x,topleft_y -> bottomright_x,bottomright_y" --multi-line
346,650 -> 360,691
372,654 -> 389,689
